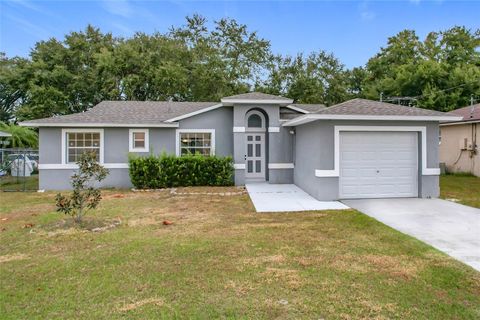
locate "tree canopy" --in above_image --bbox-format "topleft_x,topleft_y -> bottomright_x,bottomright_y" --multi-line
1,16 -> 479,123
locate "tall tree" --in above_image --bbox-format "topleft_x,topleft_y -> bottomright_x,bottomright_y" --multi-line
259,51 -> 350,106
363,27 -> 480,110
15,26 -> 116,121
0,53 -> 29,122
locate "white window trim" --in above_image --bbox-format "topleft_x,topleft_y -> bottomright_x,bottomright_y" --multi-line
39,163 -> 128,170
175,129 -> 215,156
129,129 -> 149,152
62,128 -> 104,165
268,163 -> 294,169
233,126 -> 246,133
314,126 -> 440,178
245,110 -> 266,132
234,163 -> 246,170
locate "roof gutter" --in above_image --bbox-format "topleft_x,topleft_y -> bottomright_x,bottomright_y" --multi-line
19,122 -> 180,128
282,114 -> 464,126
440,120 -> 480,126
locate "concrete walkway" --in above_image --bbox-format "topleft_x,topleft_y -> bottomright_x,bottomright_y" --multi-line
246,183 -> 349,212
343,198 -> 480,271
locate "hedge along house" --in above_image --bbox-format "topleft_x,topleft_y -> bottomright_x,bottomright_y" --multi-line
20,93 -> 461,200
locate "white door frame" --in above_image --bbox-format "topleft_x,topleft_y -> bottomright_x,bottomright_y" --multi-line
338,131 -> 419,199
245,110 -> 267,181
315,126 -> 440,177
245,133 -> 266,180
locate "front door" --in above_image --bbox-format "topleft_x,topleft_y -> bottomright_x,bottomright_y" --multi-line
245,133 -> 265,180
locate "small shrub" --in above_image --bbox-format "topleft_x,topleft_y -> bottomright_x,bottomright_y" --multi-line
128,153 -> 234,188
55,152 -> 109,223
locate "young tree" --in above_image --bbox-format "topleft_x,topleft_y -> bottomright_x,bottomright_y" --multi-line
55,152 -> 109,224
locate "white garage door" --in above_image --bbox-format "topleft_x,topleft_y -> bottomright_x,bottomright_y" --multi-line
339,131 -> 418,199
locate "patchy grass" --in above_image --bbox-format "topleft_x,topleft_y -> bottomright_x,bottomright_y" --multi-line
0,188 -> 479,319
440,174 -> 480,208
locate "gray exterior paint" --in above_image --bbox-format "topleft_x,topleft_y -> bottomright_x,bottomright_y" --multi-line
38,107 -> 233,190
179,106 -> 233,157
34,96 -> 444,201
232,104 -> 294,185
40,168 -> 132,190
293,120 -> 440,200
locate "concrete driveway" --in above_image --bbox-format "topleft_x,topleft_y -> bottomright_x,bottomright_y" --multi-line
246,183 -> 349,212
343,198 -> 480,271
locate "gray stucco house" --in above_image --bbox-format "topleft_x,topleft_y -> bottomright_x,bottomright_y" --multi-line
20,92 -> 461,200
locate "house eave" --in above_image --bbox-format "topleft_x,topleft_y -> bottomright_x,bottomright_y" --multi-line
164,103 -> 224,122
220,98 -> 293,106
19,122 -> 180,128
285,105 -> 310,114
439,120 -> 480,126
282,114 -> 464,126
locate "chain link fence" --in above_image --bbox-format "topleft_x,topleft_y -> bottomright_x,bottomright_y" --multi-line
0,148 -> 39,191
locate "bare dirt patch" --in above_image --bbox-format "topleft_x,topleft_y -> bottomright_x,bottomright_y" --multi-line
0,253 -> 29,263
363,254 -> 420,280
243,255 -> 286,267
128,216 -> 160,227
118,297 -> 165,312
224,280 -> 256,296
262,267 -> 302,289
1,203 -> 55,221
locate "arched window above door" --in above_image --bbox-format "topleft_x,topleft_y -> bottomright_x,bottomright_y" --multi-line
245,110 -> 266,132
248,114 -> 262,128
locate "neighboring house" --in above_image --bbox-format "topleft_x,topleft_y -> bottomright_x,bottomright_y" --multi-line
20,93 -> 460,200
439,103 -> 479,176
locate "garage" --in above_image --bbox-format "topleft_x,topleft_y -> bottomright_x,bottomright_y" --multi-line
339,131 -> 419,199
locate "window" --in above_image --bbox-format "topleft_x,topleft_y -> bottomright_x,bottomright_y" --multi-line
245,110 -> 266,132
65,131 -> 101,163
176,129 -> 215,156
129,129 -> 149,152
248,114 -> 262,128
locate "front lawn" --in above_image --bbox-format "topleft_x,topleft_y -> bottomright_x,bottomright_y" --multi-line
440,174 -> 480,208
1,188 -> 479,319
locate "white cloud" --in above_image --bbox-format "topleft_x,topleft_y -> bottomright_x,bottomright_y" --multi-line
6,0 -> 56,17
359,1 -> 376,21
102,0 -> 133,18
4,13 -> 50,40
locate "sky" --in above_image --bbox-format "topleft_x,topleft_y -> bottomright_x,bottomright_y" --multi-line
0,0 -> 479,68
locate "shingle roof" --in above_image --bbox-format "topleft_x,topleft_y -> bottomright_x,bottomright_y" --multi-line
22,101 -> 218,125
290,103 -> 326,113
221,92 -> 292,101
315,98 -> 452,117
448,103 -> 480,122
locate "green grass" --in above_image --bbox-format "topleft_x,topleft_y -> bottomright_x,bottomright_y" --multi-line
0,174 -> 38,191
440,174 -> 480,208
1,189 -> 479,319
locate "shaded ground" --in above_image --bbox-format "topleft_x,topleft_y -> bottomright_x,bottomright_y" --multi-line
440,174 -> 480,208
0,188 -> 479,319
0,174 -> 38,191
